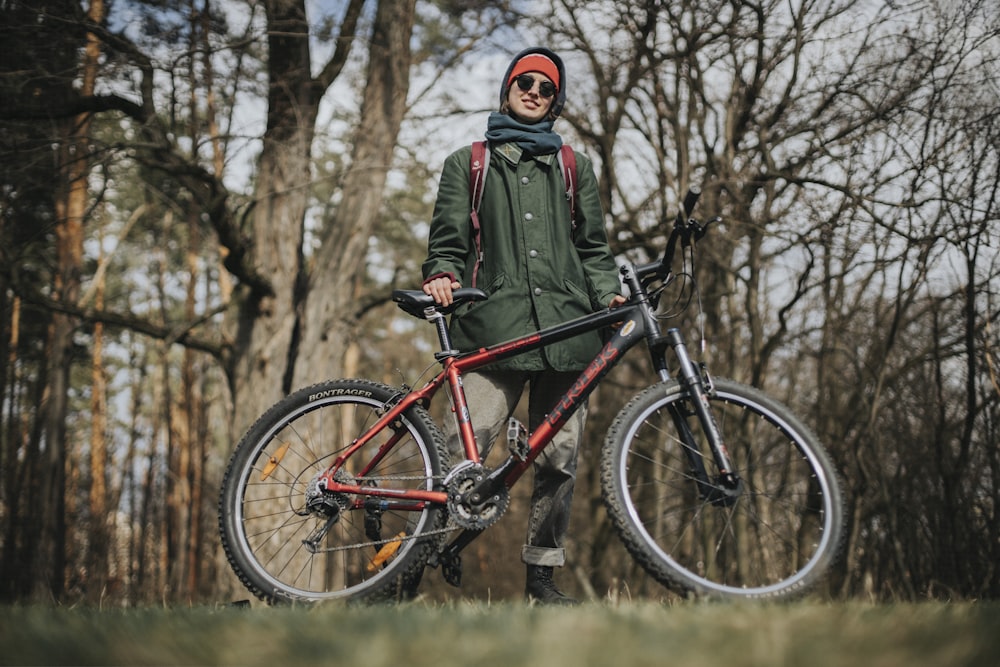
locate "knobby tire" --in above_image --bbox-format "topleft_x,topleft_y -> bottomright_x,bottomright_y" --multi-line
601,378 -> 845,600
218,379 -> 449,604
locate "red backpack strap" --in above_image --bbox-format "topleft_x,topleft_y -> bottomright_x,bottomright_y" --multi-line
469,141 -> 490,288
557,144 -> 578,232
470,141 -> 489,212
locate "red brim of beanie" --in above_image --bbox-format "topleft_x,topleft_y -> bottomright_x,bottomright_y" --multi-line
506,54 -> 560,90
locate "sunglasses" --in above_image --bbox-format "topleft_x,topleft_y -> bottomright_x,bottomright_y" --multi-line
514,74 -> 557,98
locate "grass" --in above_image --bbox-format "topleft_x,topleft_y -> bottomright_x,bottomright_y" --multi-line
1,600 -> 998,666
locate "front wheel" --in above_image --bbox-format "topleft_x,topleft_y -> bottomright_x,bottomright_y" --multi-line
601,378 -> 844,600
219,379 -> 449,604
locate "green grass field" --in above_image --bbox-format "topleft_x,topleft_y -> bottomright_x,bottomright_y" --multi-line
1,601 -> 998,666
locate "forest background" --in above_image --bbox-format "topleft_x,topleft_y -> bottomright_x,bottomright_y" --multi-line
1,0 -> 997,607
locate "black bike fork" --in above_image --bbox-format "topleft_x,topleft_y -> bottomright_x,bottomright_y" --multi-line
663,328 -> 743,504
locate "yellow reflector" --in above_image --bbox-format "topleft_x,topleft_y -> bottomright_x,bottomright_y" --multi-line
367,532 -> 406,572
260,442 -> 290,481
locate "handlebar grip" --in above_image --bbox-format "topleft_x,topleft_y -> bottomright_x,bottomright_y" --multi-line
682,186 -> 701,218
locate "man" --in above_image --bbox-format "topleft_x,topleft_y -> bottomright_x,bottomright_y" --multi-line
422,47 -> 623,604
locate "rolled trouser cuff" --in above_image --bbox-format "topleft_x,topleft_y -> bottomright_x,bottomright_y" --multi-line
521,545 -> 565,567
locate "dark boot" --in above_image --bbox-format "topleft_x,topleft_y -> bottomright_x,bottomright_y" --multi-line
525,565 -> 579,605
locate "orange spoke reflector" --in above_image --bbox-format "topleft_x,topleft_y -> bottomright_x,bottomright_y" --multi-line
260,443 -> 290,481
367,532 -> 406,572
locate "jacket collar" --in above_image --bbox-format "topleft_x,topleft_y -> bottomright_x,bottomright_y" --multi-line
494,142 -> 556,166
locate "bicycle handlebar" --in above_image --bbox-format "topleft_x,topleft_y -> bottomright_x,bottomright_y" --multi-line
634,186 -> 714,284
399,187 -> 715,318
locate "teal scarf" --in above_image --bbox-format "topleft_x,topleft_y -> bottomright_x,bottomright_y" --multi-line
485,112 -> 562,156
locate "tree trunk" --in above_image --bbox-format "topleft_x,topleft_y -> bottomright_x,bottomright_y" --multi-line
291,0 -> 417,386
87,230 -> 109,602
35,153 -> 81,601
228,0 -> 318,434
229,0 -> 414,432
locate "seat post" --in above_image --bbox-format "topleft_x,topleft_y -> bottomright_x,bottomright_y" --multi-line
424,307 -> 459,359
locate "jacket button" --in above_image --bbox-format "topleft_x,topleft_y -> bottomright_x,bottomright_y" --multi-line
529,250 -> 538,258
521,176 -> 530,185
524,212 -> 534,221
534,287 -> 542,296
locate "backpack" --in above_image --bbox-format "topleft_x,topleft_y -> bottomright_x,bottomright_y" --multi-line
468,141 -> 578,288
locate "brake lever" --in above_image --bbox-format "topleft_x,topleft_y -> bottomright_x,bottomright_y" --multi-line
692,216 -> 722,242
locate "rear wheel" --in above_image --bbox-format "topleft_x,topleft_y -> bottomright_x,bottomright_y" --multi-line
219,379 -> 449,604
601,378 -> 844,600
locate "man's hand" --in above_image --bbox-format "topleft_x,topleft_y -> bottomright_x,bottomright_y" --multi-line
423,276 -> 462,306
608,294 -> 626,308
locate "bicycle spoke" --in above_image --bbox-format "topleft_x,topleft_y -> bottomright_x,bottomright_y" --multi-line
220,380 -> 448,603
602,378 -> 843,599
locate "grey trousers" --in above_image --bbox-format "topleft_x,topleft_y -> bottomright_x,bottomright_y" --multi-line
444,370 -> 585,567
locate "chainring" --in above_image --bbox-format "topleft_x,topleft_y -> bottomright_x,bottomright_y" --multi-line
446,464 -> 510,531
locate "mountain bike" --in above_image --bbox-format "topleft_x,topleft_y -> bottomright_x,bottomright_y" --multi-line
218,188 -> 845,604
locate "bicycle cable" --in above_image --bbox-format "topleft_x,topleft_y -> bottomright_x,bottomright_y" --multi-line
685,237 -> 708,356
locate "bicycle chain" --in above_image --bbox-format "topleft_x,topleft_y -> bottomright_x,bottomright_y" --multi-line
303,473 -> 451,555
352,474 -> 446,482
303,524 -> 455,554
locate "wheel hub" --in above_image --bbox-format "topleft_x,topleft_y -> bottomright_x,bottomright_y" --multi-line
305,469 -> 352,518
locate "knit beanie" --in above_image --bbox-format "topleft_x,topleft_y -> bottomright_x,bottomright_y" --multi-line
506,54 -> 560,90
499,47 -> 567,118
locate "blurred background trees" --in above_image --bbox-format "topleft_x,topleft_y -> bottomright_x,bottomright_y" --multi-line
1,0 -> 996,605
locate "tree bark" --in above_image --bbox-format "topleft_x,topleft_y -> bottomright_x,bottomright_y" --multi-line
292,0 -> 417,386
35,0 -> 98,596
228,0 -> 320,434
229,0 -> 413,433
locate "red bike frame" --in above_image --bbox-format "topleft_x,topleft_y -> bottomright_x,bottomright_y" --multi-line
316,296 -> 657,508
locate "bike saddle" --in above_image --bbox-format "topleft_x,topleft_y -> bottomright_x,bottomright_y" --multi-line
391,288 -> 489,318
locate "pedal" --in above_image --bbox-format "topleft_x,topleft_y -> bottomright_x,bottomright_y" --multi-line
440,552 -> 463,587
507,417 -> 529,461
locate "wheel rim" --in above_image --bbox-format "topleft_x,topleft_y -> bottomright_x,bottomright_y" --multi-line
230,395 -> 437,600
617,387 -> 838,597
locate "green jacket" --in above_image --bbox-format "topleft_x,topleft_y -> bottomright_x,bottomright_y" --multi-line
422,141 -> 621,371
